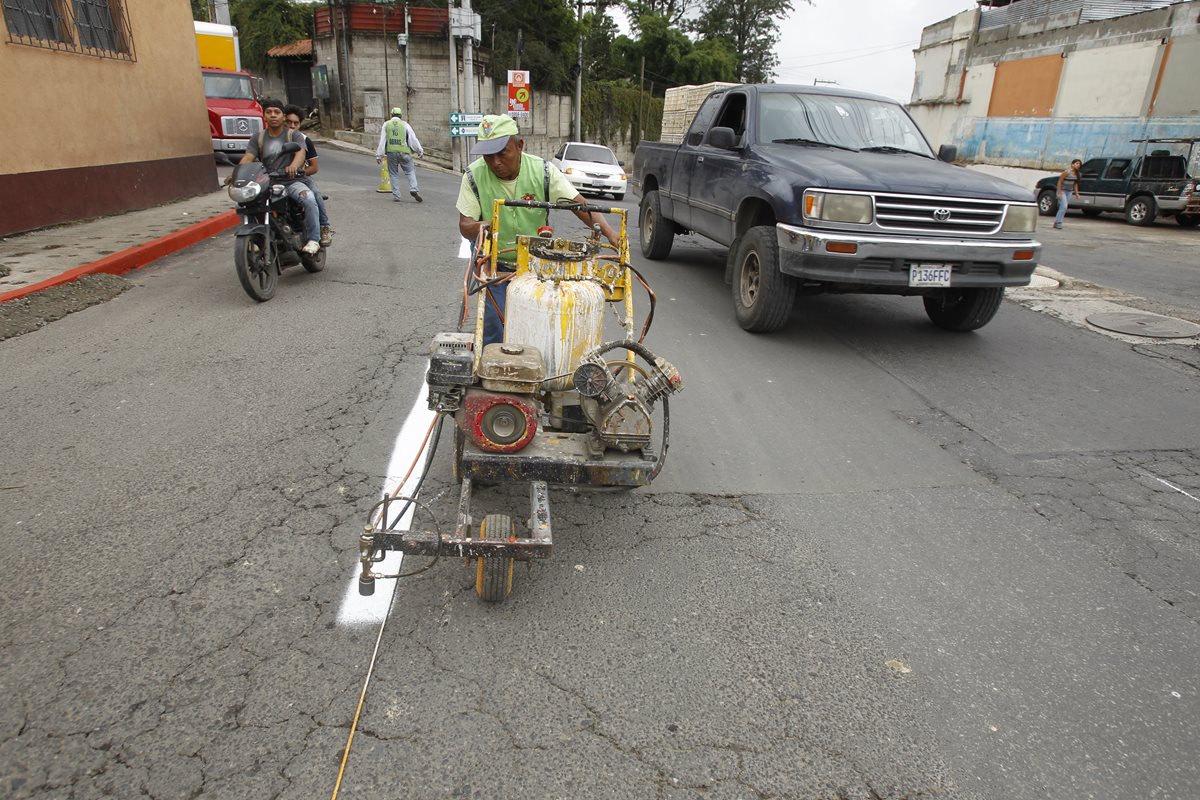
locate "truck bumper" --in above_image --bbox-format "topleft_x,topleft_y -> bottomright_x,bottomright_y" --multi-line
775,223 -> 1040,288
212,137 -> 250,154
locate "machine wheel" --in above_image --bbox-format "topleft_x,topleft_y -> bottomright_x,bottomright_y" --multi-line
1081,209 -> 1103,218
1176,213 -> 1200,228
924,287 -> 1004,332
613,191 -> 625,202
300,246 -> 326,273
639,189 -> 674,260
1125,195 -> 1157,226
475,514 -> 515,603
234,233 -> 277,302
731,226 -> 795,333
1037,189 -> 1057,217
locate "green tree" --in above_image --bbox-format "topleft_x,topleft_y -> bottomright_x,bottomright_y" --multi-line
229,0 -> 319,73
693,0 -> 802,83
192,0 -> 209,21
612,13 -> 734,92
475,0 -> 579,94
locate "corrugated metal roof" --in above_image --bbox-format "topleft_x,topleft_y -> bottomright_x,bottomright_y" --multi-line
979,0 -> 1179,30
267,38 -> 313,58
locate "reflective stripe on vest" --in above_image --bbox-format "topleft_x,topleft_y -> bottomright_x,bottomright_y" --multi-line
385,119 -> 412,154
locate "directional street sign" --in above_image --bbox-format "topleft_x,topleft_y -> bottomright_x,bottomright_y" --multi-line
450,125 -> 480,137
448,113 -> 484,125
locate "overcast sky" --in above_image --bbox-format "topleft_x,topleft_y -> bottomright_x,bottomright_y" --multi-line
772,0 -> 976,101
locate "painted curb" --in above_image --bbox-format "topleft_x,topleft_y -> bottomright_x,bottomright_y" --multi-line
0,209 -> 238,304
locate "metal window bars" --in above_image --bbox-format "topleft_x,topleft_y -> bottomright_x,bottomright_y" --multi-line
3,0 -> 136,61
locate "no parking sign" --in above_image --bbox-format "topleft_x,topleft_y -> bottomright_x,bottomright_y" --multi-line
507,70 -> 532,116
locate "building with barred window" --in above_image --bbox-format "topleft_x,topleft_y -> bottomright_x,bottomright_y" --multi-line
1,0 -> 215,236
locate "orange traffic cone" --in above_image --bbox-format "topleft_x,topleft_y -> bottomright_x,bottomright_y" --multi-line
377,162 -> 391,193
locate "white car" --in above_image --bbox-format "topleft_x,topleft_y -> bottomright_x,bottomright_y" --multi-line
551,142 -> 628,201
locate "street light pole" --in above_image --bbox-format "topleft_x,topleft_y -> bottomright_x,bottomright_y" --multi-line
574,0 -> 582,140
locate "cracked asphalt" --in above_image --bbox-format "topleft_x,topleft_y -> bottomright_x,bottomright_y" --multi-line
2,150 -> 1198,799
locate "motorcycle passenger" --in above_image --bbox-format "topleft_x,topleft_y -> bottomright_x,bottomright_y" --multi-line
456,114 -> 618,346
239,97 -> 321,255
284,104 -> 333,247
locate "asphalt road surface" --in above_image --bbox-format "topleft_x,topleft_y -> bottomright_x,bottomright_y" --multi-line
2,148 -> 1198,799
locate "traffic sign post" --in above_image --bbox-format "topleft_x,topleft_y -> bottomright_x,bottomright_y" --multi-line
448,112 -> 484,125
450,125 -> 480,137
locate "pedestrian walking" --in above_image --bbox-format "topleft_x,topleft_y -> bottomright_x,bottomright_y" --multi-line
1054,158 -> 1082,229
375,108 -> 425,203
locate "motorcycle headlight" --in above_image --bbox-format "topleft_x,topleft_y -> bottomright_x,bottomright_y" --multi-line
803,191 -> 873,224
1002,204 -> 1037,233
227,181 -> 263,203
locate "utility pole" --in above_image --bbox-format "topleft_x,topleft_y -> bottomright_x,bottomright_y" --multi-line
638,55 -> 644,143
380,4 -> 390,111
462,0 -> 476,116
574,0 -> 583,140
448,0 -> 460,172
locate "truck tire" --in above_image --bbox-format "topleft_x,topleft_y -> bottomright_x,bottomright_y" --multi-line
639,189 -> 674,260
923,287 -> 1004,332
1037,189 -> 1057,217
1125,195 -> 1157,226
731,226 -> 795,333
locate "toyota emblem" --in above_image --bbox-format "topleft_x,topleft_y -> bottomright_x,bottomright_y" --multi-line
933,208 -> 952,222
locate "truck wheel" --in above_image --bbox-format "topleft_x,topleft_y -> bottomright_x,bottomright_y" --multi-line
639,189 -> 674,260
1037,189 -> 1057,217
731,226 -> 795,333
923,287 -> 1004,332
1176,213 -> 1200,228
1125,196 -> 1157,226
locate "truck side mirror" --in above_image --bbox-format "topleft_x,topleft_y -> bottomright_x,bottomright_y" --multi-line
937,144 -> 957,163
708,127 -> 738,150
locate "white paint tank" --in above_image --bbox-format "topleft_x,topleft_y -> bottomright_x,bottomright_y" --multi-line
504,273 -> 605,391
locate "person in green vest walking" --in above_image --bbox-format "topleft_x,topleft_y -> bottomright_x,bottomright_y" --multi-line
457,114 -> 618,345
374,108 -> 425,202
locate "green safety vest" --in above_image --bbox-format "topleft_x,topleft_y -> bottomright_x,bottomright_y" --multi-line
467,153 -> 551,257
384,119 -> 412,154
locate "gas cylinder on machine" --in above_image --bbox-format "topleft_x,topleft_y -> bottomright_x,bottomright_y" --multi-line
504,273 -> 604,392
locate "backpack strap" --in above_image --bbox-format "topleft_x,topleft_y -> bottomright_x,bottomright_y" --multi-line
467,168 -> 481,208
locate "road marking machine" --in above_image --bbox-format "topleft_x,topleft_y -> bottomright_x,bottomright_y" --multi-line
357,199 -> 684,602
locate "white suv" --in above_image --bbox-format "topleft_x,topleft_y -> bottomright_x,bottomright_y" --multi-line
551,142 -> 628,201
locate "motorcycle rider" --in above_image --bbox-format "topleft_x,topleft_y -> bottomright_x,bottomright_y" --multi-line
238,98 -> 321,255
284,104 -> 333,247
457,114 -> 618,345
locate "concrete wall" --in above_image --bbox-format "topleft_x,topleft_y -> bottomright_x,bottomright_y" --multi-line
1055,39 -> 1162,116
1153,33 -> 1200,115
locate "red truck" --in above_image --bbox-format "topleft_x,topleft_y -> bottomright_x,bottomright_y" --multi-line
194,21 -> 263,158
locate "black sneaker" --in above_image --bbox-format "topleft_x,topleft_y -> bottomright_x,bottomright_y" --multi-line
411,190 -> 423,203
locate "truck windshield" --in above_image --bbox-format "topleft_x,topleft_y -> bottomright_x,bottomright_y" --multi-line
758,92 -> 932,157
203,73 -> 255,100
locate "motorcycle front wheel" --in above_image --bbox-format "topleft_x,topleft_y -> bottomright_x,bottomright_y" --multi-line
235,233 -> 278,302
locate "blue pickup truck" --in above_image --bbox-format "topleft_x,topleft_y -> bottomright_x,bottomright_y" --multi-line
633,84 -> 1042,333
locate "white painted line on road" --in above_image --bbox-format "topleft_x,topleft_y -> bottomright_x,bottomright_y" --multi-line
337,377 -> 438,626
1141,470 -> 1200,507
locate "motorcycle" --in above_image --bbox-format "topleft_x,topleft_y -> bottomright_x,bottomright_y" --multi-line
226,141 -> 325,302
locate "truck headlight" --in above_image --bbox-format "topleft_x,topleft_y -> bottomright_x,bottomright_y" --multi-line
1002,204 -> 1037,233
227,181 -> 263,203
804,191 -> 872,224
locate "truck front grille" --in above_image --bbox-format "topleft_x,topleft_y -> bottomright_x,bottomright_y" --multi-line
221,116 -> 264,137
874,193 -> 1007,235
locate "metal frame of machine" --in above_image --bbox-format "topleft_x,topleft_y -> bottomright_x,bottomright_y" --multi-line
358,199 -> 683,602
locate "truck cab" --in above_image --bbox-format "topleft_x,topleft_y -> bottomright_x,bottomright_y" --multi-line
203,68 -> 264,156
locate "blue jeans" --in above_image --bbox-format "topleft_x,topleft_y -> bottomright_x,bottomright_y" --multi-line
482,281 -> 507,346
387,153 -> 418,197
1054,189 -> 1072,226
299,177 -> 329,227
285,182 -> 320,242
